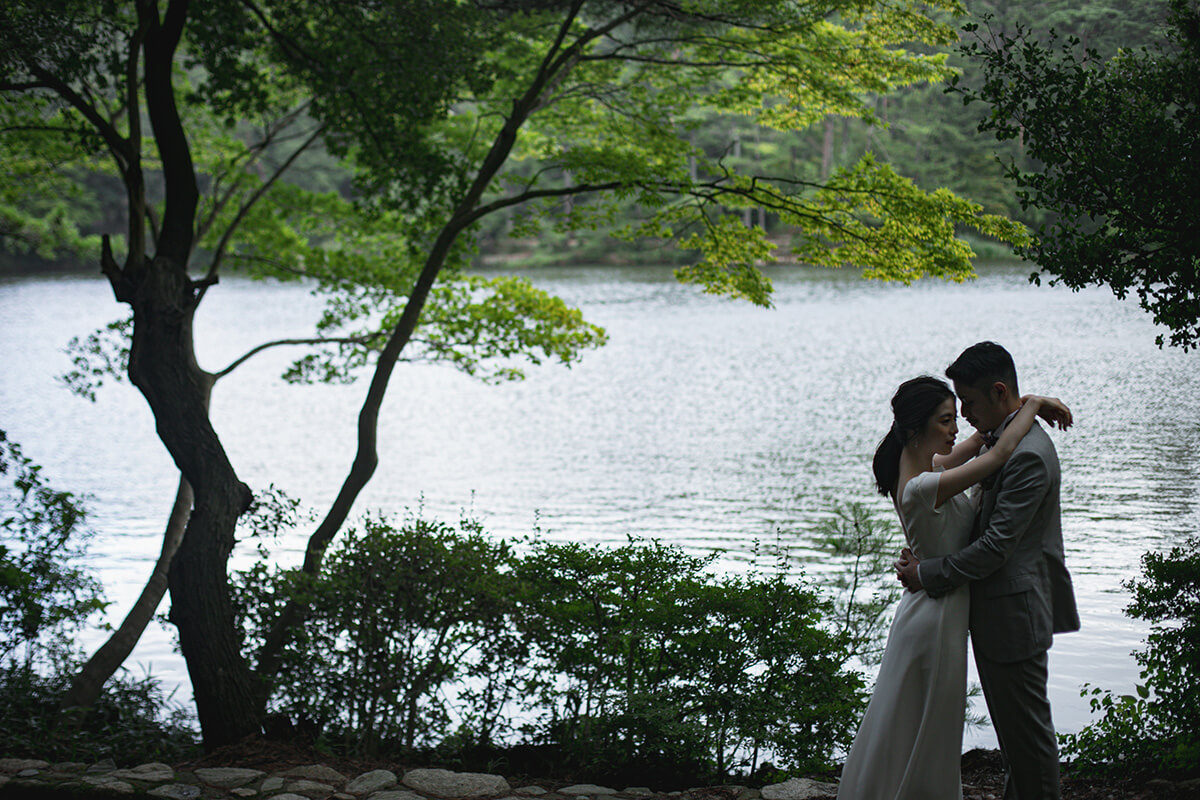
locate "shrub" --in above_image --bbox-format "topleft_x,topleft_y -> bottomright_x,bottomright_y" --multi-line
512,537 -> 865,781
0,430 -> 106,662
0,430 -> 197,762
1059,537 -> 1200,777
0,654 -> 197,763
808,502 -> 902,667
236,513 -> 522,757
243,516 -> 866,780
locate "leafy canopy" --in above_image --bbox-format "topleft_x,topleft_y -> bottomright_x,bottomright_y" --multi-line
957,0 -> 1200,349
231,0 -> 1028,310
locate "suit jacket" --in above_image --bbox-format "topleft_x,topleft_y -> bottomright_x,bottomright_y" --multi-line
918,421 -> 1080,663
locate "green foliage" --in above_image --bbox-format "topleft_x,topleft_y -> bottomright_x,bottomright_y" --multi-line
0,430 -> 196,763
1059,537 -> 1200,776
0,95 -> 108,266
959,0 -> 1200,349
235,513 -> 522,757
239,515 -> 866,780
808,502 -> 902,666
513,537 -> 865,780
0,655 -> 197,764
232,188 -> 610,385
0,430 -> 106,661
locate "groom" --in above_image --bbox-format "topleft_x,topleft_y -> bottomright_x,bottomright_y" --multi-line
897,341 -> 1080,799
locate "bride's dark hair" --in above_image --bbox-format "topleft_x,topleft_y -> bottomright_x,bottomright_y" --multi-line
872,376 -> 955,496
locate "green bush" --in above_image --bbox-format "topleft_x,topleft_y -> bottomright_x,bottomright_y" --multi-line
0,430 -> 106,661
236,513 -> 522,757
0,430 -> 197,762
242,516 -> 866,780
0,655 -> 197,763
1059,537 -> 1200,777
808,502 -> 902,667
512,537 -> 864,782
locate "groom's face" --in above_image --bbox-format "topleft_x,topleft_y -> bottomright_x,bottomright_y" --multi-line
953,380 -> 1006,433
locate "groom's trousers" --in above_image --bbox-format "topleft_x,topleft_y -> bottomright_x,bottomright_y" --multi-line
974,648 -> 1060,800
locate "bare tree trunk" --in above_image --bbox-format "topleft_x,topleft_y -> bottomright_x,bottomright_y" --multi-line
821,117 -> 834,180
123,258 -> 257,748
62,475 -> 193,710
101,0 -> 263,749
732,132 -> 751,227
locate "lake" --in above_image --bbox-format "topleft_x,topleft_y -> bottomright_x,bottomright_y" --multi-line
1,262 -> 1197,752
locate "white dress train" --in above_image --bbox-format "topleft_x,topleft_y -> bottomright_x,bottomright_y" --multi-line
837,469 -> 973,800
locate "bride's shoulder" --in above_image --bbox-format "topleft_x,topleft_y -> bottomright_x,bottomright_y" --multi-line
901,469 -> 941,511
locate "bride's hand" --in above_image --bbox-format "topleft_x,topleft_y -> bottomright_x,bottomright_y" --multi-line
1021,395 -> 1073,430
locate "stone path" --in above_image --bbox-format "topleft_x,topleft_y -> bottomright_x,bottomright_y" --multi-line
0,758 -> 839,800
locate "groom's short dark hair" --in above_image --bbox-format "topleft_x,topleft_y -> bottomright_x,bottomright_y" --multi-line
946,341 -> 1019,394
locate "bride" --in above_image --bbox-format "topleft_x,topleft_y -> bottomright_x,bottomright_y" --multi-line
836,376 -> 1071,799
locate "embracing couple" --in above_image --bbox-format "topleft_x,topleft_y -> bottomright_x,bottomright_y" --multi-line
838,342 -> 1081,800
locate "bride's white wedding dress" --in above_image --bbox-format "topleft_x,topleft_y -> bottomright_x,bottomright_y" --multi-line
837,469 -> 973,800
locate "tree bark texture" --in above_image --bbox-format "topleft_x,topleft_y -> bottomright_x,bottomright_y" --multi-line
124,258 -> 257,749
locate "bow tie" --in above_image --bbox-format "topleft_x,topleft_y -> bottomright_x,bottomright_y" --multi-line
982,431 -> 1000,448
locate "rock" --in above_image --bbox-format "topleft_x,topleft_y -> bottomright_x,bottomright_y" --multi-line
347,769 -> 398,795
111,762 -> 176,782
403,768 -> 511,798
559,786 -> 617,796
0,759 -> 50,773
514,788 -> 548,797
263,776 -> 287,792
88,758 -> 118,773
196,767 -> 268,788
81,775 -> 136,794
232,789 -> 259,798
335,794 -> 356,800
52,762 -> 89,773
622,789 -> 653,796
286,778 -> 337,799
148,785 -> 203,800
286,765 -> 349,785
16,769 -> 40,778
367,792 -> 425,800
759,778 -> 838,800
732,788 -> 759,800
268,795 -> 313,800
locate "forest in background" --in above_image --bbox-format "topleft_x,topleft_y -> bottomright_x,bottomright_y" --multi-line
0,0 -> 1170,274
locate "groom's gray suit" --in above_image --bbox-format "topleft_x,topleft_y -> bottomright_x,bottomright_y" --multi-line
918,419 -> 1080,799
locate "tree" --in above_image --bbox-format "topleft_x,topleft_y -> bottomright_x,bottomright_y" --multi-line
0,0 -> 590,747
957,0 -> 1200,349
240,0 -> 1027,697
4,0 -> 1027,748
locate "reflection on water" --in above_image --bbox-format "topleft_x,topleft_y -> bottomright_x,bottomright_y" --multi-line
1,262 -> 1197,751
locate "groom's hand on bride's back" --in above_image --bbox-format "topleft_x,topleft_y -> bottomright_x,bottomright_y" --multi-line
895,547 -> 923,592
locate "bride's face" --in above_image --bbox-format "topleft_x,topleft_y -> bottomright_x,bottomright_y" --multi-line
920,397 -> 959,456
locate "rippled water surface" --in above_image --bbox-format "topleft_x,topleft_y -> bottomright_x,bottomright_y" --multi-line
2,262 -> 1197,751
